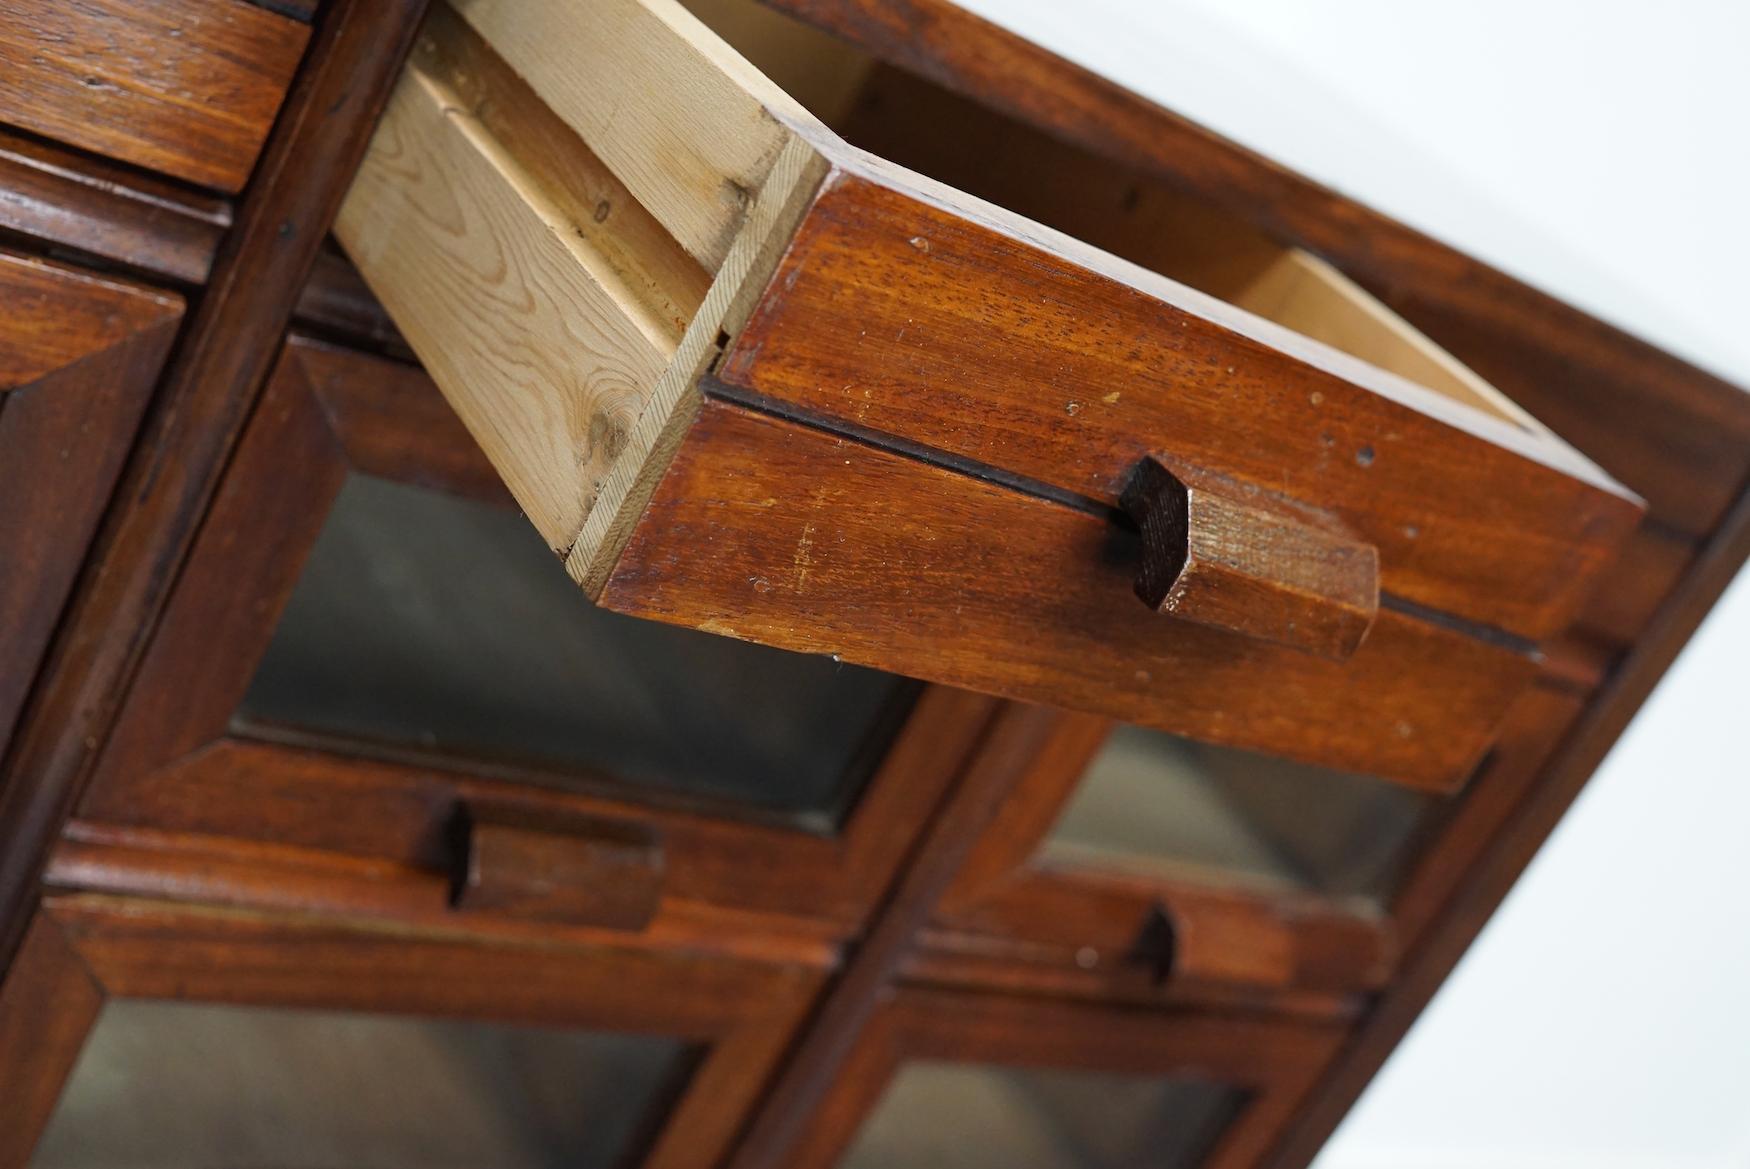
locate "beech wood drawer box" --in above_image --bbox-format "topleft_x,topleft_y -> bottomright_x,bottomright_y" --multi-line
336,0 -> 1642,791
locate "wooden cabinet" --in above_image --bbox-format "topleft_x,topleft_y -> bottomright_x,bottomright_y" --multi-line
0,253 -> 182,760
0,896 -> 820,1169
0,2 -> 1744,1169
334,0 -> 1642,792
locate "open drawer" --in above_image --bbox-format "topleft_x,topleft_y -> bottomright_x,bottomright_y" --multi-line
336,0 -> 1641,791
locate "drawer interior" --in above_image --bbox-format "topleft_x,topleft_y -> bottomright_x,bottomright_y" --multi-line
682,0 -> 1540,434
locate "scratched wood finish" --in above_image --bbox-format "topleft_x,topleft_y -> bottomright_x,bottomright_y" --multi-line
0,254 -> 183,759
0,0 -> 309,192
0,894 -> 824,1169
1123,457 -> 1378,659
718,169 -> 1641,645
763,0 -> 1749,536
603,397 -> 1535,790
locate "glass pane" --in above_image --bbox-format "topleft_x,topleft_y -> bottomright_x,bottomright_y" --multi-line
839,1061 -> 1242,1169
1045,725 -> 1434,900
239,474 -> 912,827
31,999 -> 695,1169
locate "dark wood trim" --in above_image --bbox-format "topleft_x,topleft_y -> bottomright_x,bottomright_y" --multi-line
0,253 -> 184,757
0,0 -> 310,194
44,821 -> 842,969
778,987 -> 1346,1169
73,338 -> 998,935
1386,683 -> 1586,944
608,396 -> 1545,791
900,928 -> 1362,1023
725,701 -> 1058,1169
0,913 -> 103,1168
0,0 -> 432,975
925,707 -> 1396,1001
1261,479 -> 1750,1169
0,126 -> 404,353
0,892 -> 824,1169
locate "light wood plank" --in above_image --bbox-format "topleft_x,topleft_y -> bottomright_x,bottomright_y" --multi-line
452,0 -> 823,270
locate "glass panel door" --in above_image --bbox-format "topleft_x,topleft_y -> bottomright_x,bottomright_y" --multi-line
32,999 -> 697,1169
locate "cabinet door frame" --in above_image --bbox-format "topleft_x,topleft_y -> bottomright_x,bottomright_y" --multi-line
0,893 -> 822,1169
75,335 -> 998,937
0,250 -> 183,758
919,684 -> 1588,1005
780,985 -> 1344,1169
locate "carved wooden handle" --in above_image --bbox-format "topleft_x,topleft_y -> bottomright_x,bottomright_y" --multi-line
449,803 -> 664,930
1121,457 -> 1378,659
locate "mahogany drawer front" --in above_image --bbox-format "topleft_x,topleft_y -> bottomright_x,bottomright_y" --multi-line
0,251 -> 182,758
605,397 -> 1534,788
74,337 -> 996,940
335,0 -> 1642,790
0,0 -> 308,193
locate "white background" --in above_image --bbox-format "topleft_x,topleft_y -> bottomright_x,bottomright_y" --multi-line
954,2 -> 1750,1166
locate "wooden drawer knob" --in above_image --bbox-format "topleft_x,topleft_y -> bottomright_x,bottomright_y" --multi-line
1121,457 -> 1378,659
449,803 -> 664,930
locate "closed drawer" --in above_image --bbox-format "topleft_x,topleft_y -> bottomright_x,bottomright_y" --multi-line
336,0 -> 1642,790
0,0 -> 308,192
0,251 -> 182,758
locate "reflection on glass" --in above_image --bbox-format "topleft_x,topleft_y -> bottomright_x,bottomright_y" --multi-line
239,474 -> 913,827
839,1060 -> 1242,1169
31,1000 -> 695,1169
1045,725 -> 1433,900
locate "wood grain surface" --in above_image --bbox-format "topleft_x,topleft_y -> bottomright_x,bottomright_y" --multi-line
1123,456 -> 1378,659
33,893 -> 824,1169
1262,487 -> 1750,1169
604,397 -> 1537,790
762,0 -> 1749,535
0,0 -> 309,192
0,254 -> 182,761
719,168 -> 1642,645
0,0 -> 430,975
